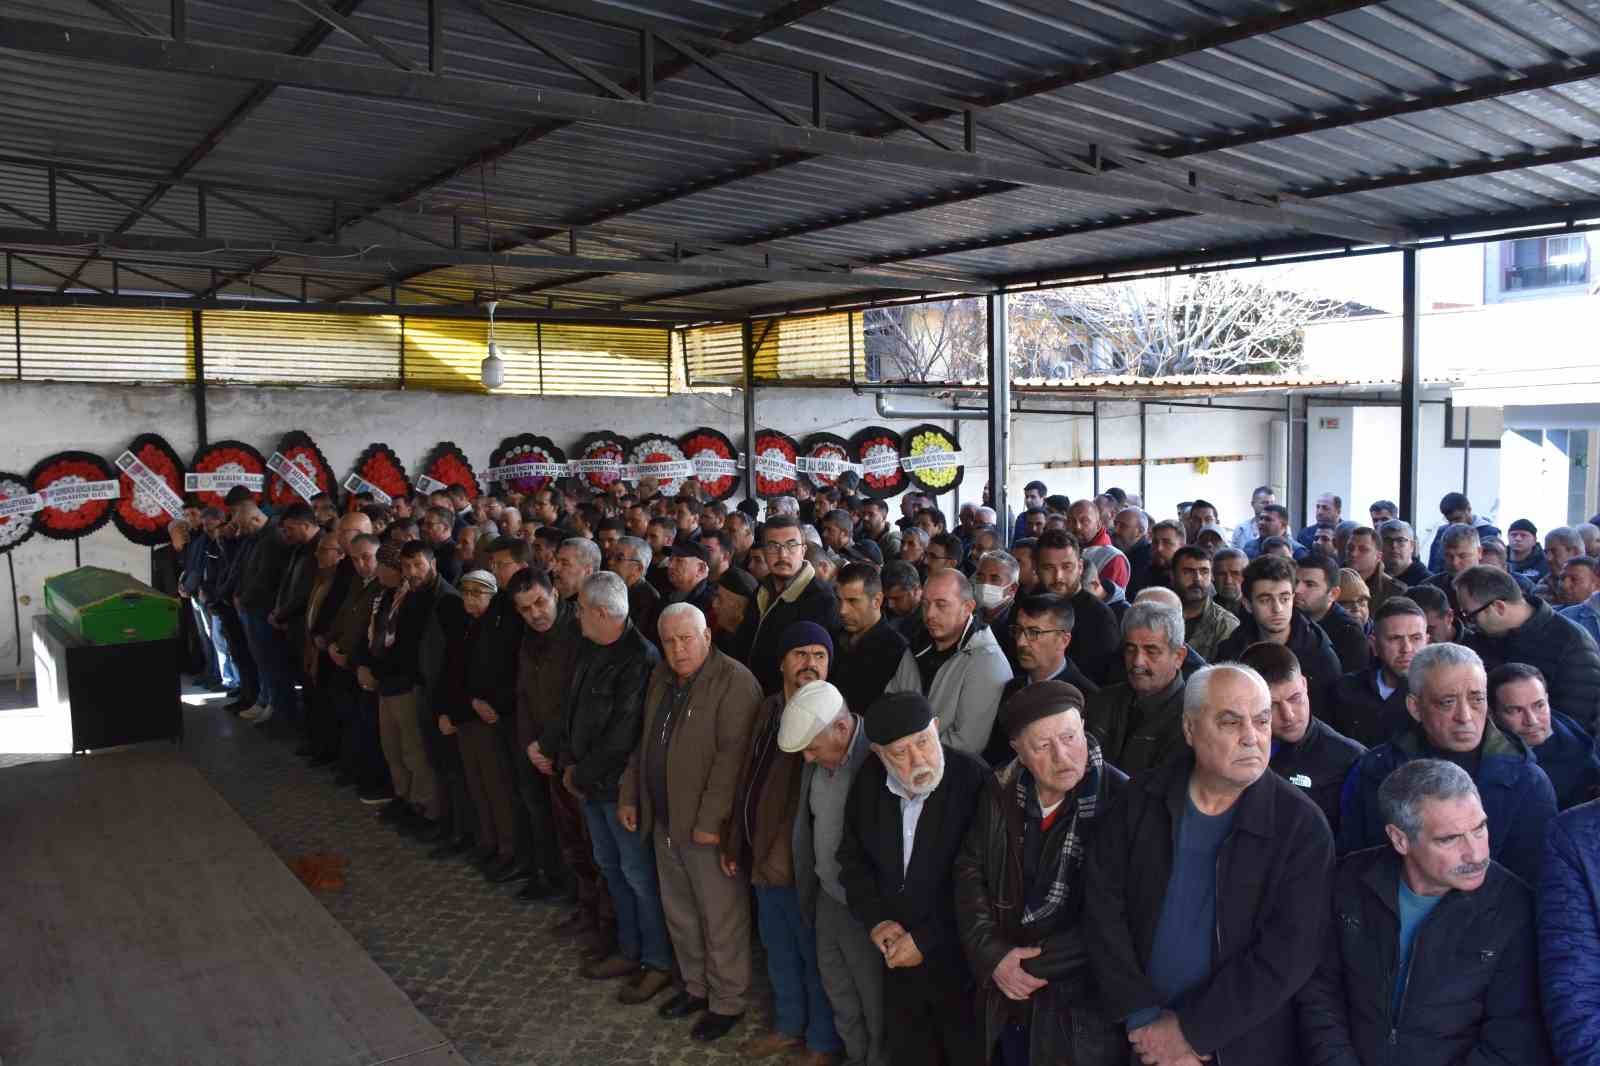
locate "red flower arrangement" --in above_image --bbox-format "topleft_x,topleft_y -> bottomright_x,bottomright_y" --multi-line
267,430 -> 335,509
113,433 -> 186,546
752,429 -> 800,499
489,435 -> 566,495
350,443 -> 411,502
420,442 -> 479,500
627,435 -> 689,496
573,431 -> 631,493
849,425 -> 906,500
190,440 -> 267,510
28,450 -> 118,540
0,470 -> 38,555
678,428 -> 739,502
800,432 -> 853,491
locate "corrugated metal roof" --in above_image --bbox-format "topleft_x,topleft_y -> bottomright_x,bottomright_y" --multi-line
4,0 -> 1600,320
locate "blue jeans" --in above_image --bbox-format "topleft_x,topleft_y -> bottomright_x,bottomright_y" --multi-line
240,607 -> 298,721
203,604 -> 238,688
756,885 -> 841,1053
582,800 -> 672,972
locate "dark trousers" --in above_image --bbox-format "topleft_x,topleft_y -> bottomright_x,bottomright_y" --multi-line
335,680 -> 387,793
513,743 -> 563,882
549,775 -> 615,937
304,666 -> 341,758
493,720 -> 535,865
458,718 -> 518,861
419,696 -> 474,841
883,967 -> 981,1066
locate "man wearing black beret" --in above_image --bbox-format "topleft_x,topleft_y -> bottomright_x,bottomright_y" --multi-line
835,692 -> 987,1065
666,538 -> 717,620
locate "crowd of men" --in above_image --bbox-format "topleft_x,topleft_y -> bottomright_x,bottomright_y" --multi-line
161,471 -> 1600,1066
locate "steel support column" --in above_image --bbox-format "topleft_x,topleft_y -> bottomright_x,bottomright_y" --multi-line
1283,392 -> 1298,527
1399,248 -> 1421,524
1138,402 -> 1148,503
986,293 -> 1010,545
742,320 -> 757,502
1462,406 -> 1472,492
191,308 -> 208,449
1092,402 -> 1101,496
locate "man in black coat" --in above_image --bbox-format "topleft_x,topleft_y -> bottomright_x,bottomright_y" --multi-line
1084,663 -> 1334,1066
1034,529 -> 1119,685
1296,553 -> 1370,675
1215,554 -> 1343,718
1241,642 -> 1365,834
1327,596 -> 1427,749
1297,759 -> 1548,1066
748,515 -> 840,694
1457,564 -> 1600,735
832,562 -> 916,718
836,692 -> 987,1066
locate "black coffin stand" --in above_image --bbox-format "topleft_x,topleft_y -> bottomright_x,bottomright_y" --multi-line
32,615 -> 183,753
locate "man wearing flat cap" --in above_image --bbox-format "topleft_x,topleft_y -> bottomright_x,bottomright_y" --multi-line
955,681 -> 1127,1066
667,538 -> 718,620
712,566 -> 760,663
784,679 -> 883,1066
836,692 -> 988,1065
722,626 -> 848,1063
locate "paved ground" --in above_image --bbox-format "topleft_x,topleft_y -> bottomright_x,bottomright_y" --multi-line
3,690 -> 777,1066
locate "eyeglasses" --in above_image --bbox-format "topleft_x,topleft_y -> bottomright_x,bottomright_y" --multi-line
1011,625 -> 1067,643
764,540 -> 804,555
1460,598 -> 1501,626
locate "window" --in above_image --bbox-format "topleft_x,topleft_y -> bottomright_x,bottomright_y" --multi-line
1503,234 -> 1589,292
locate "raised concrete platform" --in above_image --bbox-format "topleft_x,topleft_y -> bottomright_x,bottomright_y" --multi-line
0,749 -> 463,1066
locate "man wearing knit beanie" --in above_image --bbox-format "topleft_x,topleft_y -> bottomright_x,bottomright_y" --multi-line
835,692 -> 987,1065
1506,518 -> 1550,582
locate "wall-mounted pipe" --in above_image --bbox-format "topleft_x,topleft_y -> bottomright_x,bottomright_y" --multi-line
875,392 -> 990,421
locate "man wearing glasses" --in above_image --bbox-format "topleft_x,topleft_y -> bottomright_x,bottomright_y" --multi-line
1456,564 -> 1600,736
747,514 -> 841,696
982,593 -> 1099,767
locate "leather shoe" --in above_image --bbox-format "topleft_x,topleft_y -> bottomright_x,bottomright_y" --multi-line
550,910 -> 594,936
616,968 -> 673,1005
739,1032 -> 803,1058
428,836 -> 475,860
485,857 -> 525,884
516,876 -> 562,902
580,954 -> 641,981
577,931 -> 612,960
690,1011 -> 743,1042
656,991 -> 707,1019
413,819 -> 448,845
379,800 -> 407,822
470,846 -> 499,869
791,1051 -> 840,1066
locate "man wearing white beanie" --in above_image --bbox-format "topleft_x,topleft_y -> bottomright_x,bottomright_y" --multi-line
783,680 -> 884,1066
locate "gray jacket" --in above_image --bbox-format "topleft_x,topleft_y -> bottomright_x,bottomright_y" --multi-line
794,714 -> 872,926
914,620 -> 1015,756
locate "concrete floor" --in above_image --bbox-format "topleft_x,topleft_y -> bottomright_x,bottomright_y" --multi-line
2,692 -> 775,1065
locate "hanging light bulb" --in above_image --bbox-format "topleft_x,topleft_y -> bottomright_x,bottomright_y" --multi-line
480,299 -> 504,389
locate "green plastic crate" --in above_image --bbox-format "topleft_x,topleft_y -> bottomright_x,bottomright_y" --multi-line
43,566 -> 179,645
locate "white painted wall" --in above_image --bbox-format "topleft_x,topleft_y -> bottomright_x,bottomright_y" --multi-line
0,380 -> 988,679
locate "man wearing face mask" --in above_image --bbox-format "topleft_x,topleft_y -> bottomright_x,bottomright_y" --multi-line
836,692 -> 987,1066
973,550 -> 1023,673
910,570 -> 1013,757
1299,760 -> 1547,1065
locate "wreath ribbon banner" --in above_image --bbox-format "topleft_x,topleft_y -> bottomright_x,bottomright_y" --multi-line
267,452 -> 322,503
623,460 -> 695,479
414,473 -> 448,494
116,450 -> 186,518
861,453 -> 903,476
796,456 -> 864,476
900,450 -> 967,472
691,457 -> 741,478
486,462 -> 570,482
42,480 -> 121,506
0,494 -> 45,519
187,471 -> 264,492
341,472 -> 392,505
753,455 -> 798,478
568,458 -> 621,476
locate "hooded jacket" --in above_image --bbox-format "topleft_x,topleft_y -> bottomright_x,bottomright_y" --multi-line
1539,800 -> 1600,1066
1299,845 -> 1546,1066
1315,602 -> 1371,675
1337,720 -> 1558,887
1269,716 -> 1365,834
1216,610 -> 1343,718
1084,752 -> 1334,1066
912,618 -> 1015,756
1527,711 -> 1600,810
622,647 -> 762,844
749,562 -> 841,695
1466,595 -> 1600,735
955,747 -> 1128,1066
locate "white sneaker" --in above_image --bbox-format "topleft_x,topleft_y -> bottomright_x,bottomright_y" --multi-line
239,704 -> 265,720
251,705 -> 275,725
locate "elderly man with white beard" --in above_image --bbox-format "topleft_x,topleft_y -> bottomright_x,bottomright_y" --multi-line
836,692 -> 988,1066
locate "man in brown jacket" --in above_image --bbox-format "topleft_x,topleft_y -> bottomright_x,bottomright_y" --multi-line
723,624 -> 845,1064
620,603 -> 761,1043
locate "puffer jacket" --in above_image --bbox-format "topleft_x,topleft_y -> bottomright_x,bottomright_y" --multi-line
1338,720 -> 1558,887
546,622 -> 660,803
1298,845 -> 1548,1066
1528,711 -> 1600,811
1270,716 -> 1365,835
1467,596 -> 1600,735
1539,799 -> 1600,1066
723,691 -> 805,887
912,618 -> 1015,757
1216,609 -> 1343,718
954,748 -> 1127,1066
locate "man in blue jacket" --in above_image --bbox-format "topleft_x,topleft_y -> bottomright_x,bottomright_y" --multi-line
1338,643 -> 1557,887
1299,759 -> 1548,1065
1489,663 -> 1600,810
1540,798 -> 1600,1066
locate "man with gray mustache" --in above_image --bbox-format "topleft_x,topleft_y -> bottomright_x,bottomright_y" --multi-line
1299,759 -> 1549,1064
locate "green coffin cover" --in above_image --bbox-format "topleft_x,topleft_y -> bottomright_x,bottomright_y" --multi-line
43,566 -> 179,645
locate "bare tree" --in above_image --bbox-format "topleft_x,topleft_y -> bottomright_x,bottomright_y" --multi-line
863,299 -> 986,382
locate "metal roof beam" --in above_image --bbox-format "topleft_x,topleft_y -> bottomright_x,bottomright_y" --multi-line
0,16 -> 1414,247
82,0 -> 164,37
0,289 -> 707,322
0,225 -> 993,293
286,0 -> 416,71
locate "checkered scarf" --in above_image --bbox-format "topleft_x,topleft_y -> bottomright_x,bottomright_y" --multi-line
1017,738 -> 1102,928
